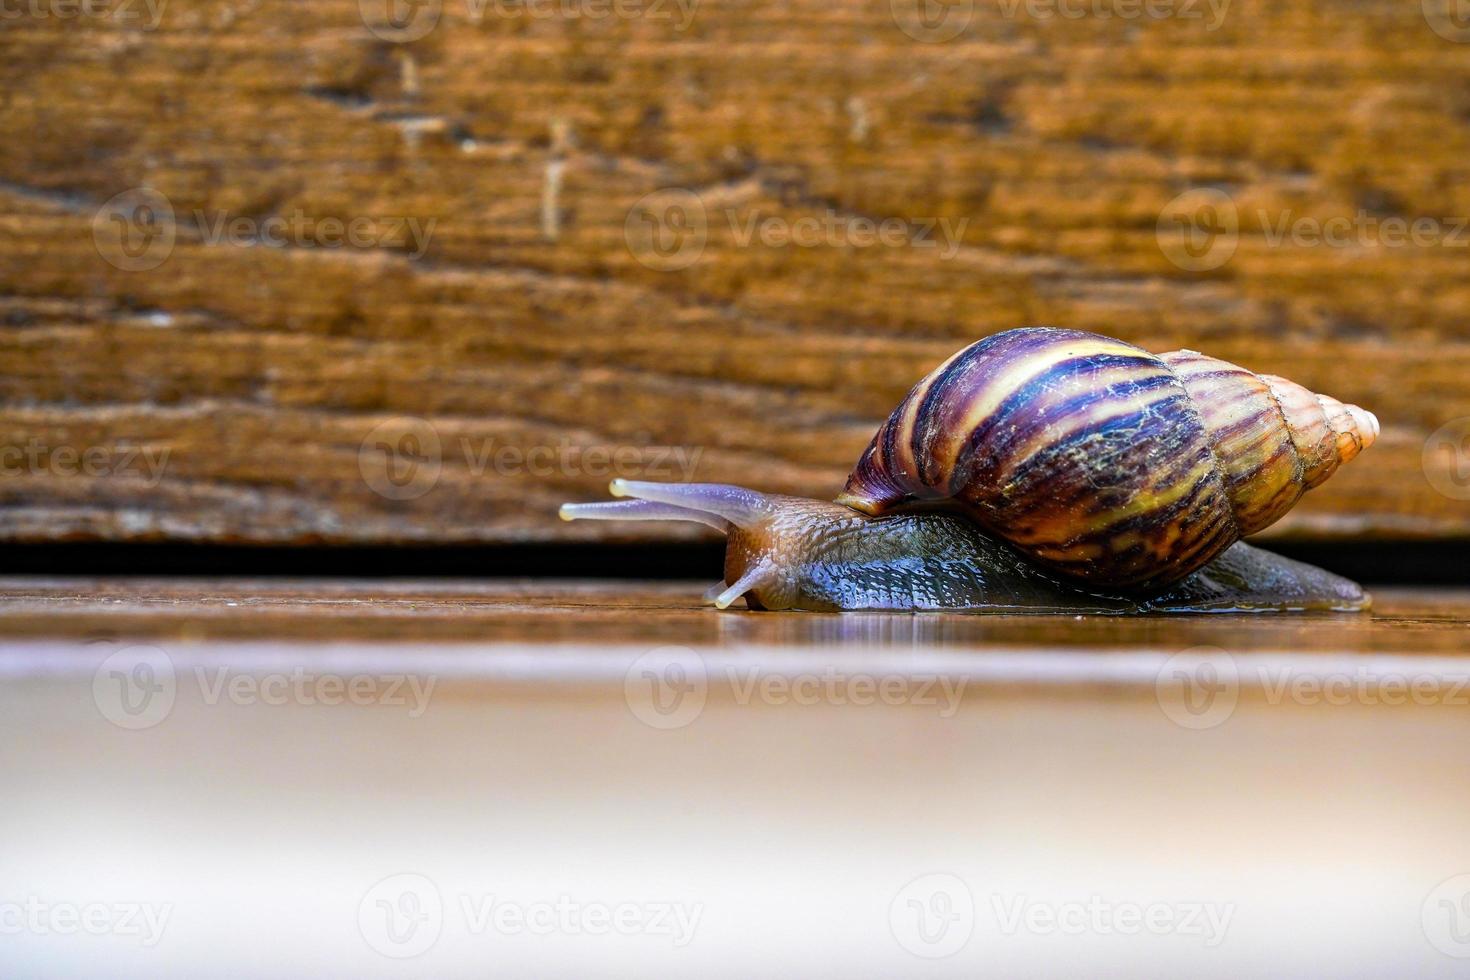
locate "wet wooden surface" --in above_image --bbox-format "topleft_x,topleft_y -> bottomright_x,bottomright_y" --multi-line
4,2 -> 1470,546
4,580 -> 1470,976
2,576 -> 1468,652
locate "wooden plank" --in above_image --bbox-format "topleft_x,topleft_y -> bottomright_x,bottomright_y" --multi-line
2,1 -> 1469,543
1,576 -> 1468,652
4,582 -> 1470,973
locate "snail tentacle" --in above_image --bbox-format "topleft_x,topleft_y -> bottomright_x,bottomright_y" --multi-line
608,479 -> 776,529
558,498 -> 730,533
713,560 -> 773,610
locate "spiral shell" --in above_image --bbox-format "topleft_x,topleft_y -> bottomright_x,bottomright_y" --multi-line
837,327 -> 1378,589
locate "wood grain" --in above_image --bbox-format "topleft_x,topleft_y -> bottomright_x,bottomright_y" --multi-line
3,576 -> 1469,653
2,0 -> 1469,544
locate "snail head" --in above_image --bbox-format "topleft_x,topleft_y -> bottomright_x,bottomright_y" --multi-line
560,479 -> 820,609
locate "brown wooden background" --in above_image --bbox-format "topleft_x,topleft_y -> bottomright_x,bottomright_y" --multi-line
2,0 -> 1469,545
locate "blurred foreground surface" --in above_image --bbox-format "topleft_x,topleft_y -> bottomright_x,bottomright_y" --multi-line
3,580 -> 1470,977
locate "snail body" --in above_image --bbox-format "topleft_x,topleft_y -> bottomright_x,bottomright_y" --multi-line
561,328 -> 1377,613
840,327 -> 1377,589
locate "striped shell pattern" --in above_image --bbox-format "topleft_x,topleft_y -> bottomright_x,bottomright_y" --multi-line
837,328 -> 1379,589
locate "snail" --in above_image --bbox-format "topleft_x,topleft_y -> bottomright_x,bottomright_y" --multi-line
561,328 -> 1379,613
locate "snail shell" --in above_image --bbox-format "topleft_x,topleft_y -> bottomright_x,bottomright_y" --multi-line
838,327 -> 1378,589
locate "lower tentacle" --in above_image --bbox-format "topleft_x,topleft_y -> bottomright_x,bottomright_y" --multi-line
712,561 -> 772,610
